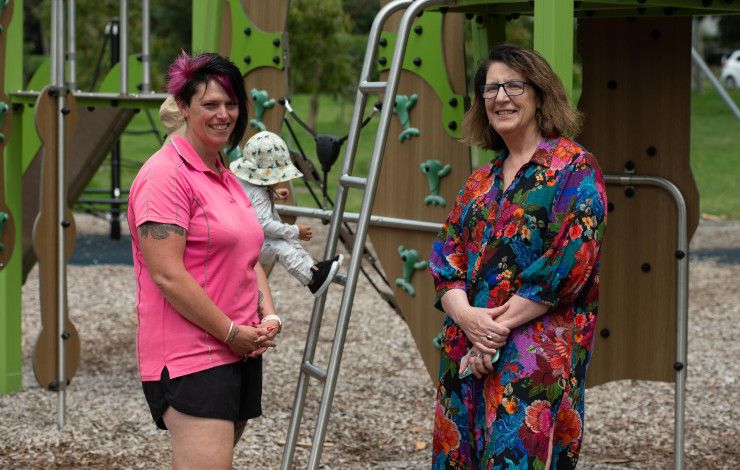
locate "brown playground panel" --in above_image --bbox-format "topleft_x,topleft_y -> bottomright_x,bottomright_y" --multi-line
31,87 -> 81,390
222,0 -> 296,233
577,17 -> 699,386
221,0 -> 289,142
369,6 -> 470,381
0,0 -> 15,271
21,107 -> 135,277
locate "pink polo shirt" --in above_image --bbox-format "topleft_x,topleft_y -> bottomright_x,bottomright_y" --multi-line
128,135 -> 264,381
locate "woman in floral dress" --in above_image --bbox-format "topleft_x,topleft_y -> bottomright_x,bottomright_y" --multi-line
429,44 -> 607,469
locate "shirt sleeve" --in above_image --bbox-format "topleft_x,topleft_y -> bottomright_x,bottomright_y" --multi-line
130,158 -> 192,230
428,183 -> 472,312
516,155 -> 607,308
241,181 -> 299,240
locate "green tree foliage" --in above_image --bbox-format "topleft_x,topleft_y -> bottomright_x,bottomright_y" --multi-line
150,0 -> 191,87
24,0 -> 189,91
287,0 -> 354,128
342,0 -> 379,34
719,15 -> 740,49
31,0 -> 142,89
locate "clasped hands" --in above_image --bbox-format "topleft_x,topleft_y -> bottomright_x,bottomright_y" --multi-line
458,303 -> 510,379
227,319 -> 281,359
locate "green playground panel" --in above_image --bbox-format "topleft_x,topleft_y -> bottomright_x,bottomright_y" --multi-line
533,0 -> 573,99
226,0 -> 285,76
377,11 -> 465,140
192,0 -> 223,54
1,0 -> 23,395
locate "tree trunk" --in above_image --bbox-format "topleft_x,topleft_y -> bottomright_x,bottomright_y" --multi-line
308,93 -> 320,130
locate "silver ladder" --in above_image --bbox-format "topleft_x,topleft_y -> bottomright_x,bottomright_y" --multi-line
280,0 -> 450,468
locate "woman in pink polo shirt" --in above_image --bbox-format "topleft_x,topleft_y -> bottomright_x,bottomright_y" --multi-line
128,52 -> 279,468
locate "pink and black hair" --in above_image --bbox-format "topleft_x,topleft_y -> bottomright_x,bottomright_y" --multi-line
166,51 -> 248,151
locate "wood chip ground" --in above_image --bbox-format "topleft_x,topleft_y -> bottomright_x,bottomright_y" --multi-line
1,214 -> 738,469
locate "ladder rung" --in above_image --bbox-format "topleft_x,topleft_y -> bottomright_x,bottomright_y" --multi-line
334,272 -> 347,286
340,175 -> 367,189
359,80 -> 387,93
302,362 -> 327,381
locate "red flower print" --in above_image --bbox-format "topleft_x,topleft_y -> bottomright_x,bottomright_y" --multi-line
541,335 -> 570,378
447,252 -> 467,273
518,400 -> 553,460
444,324 -> 468,360
433,402 -> 461,456
484,374 -> 505,427
504,223 -> 517,238
472,220 -> 486,242
575,313 -> 587,329
524,400 -> 552,433
568,223 -> 583,240
562,241 -> 596,302
490,284 -> 511,305
555,398 -> 582,447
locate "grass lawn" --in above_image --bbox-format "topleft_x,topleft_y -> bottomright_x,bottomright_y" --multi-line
690,87 -> 740,219
80,89 -> 739,219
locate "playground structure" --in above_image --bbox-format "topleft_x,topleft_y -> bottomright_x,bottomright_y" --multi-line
1,1 -> 739,469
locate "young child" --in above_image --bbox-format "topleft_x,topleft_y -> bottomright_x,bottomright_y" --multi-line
231,131 -> 343,297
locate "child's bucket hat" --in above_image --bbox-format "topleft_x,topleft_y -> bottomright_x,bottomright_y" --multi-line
159,95 -> 186,136
230,131 -> 303,185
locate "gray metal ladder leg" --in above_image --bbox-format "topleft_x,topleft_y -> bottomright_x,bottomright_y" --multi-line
280,1 -> 450,468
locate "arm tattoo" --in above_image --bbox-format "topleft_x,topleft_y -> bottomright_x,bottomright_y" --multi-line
258,290 -> 264,319
138,222 -> 185,240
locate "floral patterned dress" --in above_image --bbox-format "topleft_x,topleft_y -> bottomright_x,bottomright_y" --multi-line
429,136 -> 607,469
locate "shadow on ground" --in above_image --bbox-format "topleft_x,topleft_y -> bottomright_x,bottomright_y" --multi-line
69,234 -> 133,265
691,247 -> 740,265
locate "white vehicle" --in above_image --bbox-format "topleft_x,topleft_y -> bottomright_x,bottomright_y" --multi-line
720,50 -> 740,88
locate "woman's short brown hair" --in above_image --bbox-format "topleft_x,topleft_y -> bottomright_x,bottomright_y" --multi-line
461,44 -> 582,151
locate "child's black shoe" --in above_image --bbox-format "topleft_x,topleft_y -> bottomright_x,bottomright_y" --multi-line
307,254 -> 344,297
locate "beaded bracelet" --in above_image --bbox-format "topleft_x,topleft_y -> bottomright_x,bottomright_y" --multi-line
262,314 -> 282,330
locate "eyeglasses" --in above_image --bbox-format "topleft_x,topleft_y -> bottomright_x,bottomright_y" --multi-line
479,80 -> 531,99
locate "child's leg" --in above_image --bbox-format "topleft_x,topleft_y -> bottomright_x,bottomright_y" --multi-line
288,238 -> 316,269
265,239 -> 314,285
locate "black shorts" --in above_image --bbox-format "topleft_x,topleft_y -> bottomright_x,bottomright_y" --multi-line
142,358 -> 262,430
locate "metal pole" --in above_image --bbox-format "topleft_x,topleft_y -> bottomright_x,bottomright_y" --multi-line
279,1 -> 415,468
691,47 -> 740,121
119,0 -> 128,95
306,0 -> 449,468
141,0 -> 151,93
275,204 -> 442,233
66,0 -> 76,90
604,175 -> 688,470
110,18 -> 122,240
51,0 -> 68,429
691,19 -> 702,94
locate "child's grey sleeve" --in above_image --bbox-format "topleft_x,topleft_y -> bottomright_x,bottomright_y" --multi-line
243,184 -> 299,240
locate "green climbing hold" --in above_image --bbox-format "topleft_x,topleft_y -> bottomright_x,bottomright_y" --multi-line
432,331 -> 444,350
249,88 -> 276,132
394,245 -> 428,297
0,212 -> 8,252
393,94 -> 420,143
420,159 -> 451,207
225,145 -> 242,163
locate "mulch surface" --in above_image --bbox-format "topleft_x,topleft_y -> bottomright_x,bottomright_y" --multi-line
1,215 -> 738,469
